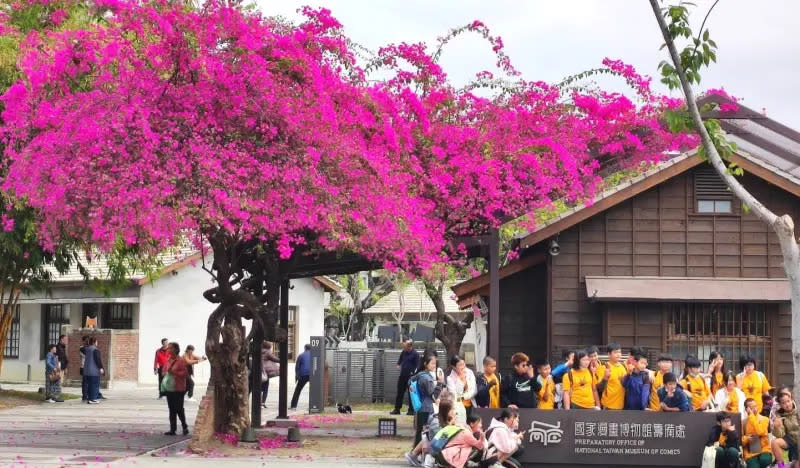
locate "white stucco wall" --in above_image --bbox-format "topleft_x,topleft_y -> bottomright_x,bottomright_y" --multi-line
289,277 -> 326,359
137,263 -> 216,386
137,263 -> 327,386
1,303 -> 75,382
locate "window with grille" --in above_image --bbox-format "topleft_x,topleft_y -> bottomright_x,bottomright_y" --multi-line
82,303 -> 134,329
666,303 -> 771,377
695,167 -> 733,213
102,304 -> 133,329
3,306 -> 20,359
273,306 -> 298,360
41,304 -> 69,359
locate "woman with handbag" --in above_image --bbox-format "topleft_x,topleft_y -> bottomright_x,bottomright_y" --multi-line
45,344 -> 64,403
261,342 -> 280,408
161,342 -> 189,436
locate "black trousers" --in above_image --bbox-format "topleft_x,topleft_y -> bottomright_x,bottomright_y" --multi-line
290,376 -> 309,409
158,372 -> 165,397
394,373 -> 411,411
165,391 -> 187,432
413,411 -> 430,448
186,377 -> 195,399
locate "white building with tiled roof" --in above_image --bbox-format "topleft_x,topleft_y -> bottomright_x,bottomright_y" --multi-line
1,251 -> 339,388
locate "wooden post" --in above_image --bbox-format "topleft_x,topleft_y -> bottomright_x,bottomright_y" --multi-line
489,229 -> 500,362
250,323 -> 263,428
278,279 -> 290,419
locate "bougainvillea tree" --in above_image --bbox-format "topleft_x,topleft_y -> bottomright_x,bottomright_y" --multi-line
0,0 -> 108,375
3,0 -> 695,434
365,24 -> 696,356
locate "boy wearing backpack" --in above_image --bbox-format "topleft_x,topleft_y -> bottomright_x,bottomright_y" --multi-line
596,343 -> 628,410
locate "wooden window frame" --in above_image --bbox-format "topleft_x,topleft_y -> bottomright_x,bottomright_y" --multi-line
694,167 -> 736,215
665,302 -> 773,379
41,304 -> 69,359
3,306 -> 21,359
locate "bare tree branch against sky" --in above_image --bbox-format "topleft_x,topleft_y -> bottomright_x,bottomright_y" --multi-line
258,0 -> 800,128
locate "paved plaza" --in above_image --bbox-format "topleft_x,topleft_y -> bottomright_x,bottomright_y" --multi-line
0,378 -> 316,468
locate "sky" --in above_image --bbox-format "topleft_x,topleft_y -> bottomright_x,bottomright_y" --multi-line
254,0 -> 800,129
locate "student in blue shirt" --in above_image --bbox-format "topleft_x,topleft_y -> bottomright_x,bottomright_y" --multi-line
658,372 -> 690,412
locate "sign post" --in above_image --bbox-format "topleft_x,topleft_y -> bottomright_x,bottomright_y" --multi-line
308,336 -> 325,414
474,408 -> 740,467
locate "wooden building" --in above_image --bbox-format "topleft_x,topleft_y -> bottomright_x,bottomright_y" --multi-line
452,97 -> 800,385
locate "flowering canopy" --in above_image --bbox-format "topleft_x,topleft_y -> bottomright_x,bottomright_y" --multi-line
1,0 -> 695,274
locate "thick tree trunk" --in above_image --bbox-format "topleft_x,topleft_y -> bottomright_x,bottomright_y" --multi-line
345,274 -> 393,341
206,304 -> 249,434
200,233 -> 286,436
425,279 -> 472,360
650,0 -> 800,405
348,305 -> 367,341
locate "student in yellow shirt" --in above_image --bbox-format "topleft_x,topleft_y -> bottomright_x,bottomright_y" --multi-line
682,356 -> 711,411
535,360 -> 555,410
742,398 -> 773,468
707,351 -> 727,396
648,354 -> 673,411
563,350 -> 600,410
475,356 -> 501,409
737,355 -> 772,414
596,343 -> 627,410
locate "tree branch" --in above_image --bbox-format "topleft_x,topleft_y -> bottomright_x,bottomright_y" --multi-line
649,0 -> 780,229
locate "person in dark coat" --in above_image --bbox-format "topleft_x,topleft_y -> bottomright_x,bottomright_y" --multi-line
290,344 -> 312,410
83,337 -> 105,404
56,335 -> 69,373
391,339 -> 419,415
706,412 -> 741,468
260,342 -> 280,408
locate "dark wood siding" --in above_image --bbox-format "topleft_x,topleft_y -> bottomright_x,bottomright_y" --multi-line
548,167 -> 800,386
498,263 -> 547,372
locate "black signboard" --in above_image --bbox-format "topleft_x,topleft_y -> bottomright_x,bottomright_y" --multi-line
474,409 -> 741,467
308,336 -> 325,414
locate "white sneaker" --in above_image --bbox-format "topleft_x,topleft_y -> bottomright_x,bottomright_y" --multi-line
186,397 -> 197,402
88,400 -> 100,404
45,398 -> 55,403
404,452 -> 421,467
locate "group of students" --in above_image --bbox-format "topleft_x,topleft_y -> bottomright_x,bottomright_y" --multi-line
403,351 -> 524,468
706,387 -> 799,468
400,343 -> 790,468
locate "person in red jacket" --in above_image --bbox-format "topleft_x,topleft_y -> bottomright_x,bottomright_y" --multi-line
154,338 -> 170,399
162,342 -> 189,435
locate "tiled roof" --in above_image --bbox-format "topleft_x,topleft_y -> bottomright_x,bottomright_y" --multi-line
364,281 -> 463,316
47,247 -> 201,283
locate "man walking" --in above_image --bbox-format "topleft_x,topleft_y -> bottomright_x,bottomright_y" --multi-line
391,339 -> 419,415
290,344 -> 312,411
154,338 -> 170,399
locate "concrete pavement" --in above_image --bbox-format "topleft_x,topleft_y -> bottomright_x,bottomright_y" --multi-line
0,377 -> 334,468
